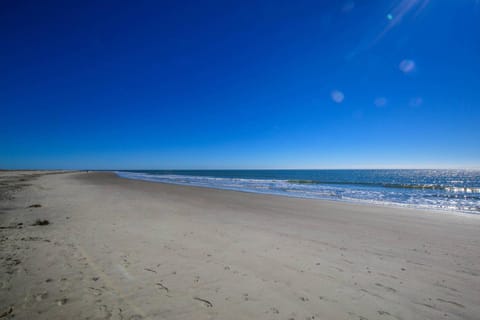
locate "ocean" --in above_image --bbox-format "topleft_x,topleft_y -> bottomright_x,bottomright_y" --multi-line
116,169 -> 480,214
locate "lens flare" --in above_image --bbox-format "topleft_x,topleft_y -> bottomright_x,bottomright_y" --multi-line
331,90 -> 345,103
399,59 -> 415,73
374,97 -> 387,107
374,0 -> 430,45
342,1 -> 355,13
409,97 -> 423,107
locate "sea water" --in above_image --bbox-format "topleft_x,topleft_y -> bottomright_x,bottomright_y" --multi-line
116,170 -> 480,214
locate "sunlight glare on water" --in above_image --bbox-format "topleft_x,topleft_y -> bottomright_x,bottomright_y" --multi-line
117,170 -> 480,215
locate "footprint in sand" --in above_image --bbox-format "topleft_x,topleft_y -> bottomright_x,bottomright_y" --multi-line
378,310 -> 391,316
375,283 -> 397,293
144,268 -> 156,274
156,282 -> 169,292
194,297 -> 213,308
98,305 -> 112,318
35,292 -> 48,301
269,307 -> 280,314
88,287 -> 103,296
436,298 -> 465,309
0,306 -> 14,318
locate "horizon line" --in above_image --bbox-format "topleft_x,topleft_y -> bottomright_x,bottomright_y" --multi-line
2,167 -> 480,171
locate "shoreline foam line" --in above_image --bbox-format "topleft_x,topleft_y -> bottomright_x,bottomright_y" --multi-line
115,171 -> 480,215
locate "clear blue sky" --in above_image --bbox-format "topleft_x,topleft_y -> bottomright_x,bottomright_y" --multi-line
1,1 -> 479,169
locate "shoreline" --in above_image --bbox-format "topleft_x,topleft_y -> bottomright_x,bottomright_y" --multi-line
115,171 -> 480,217
1,171 -> 480,319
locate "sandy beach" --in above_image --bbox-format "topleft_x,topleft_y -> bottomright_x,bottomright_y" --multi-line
1,171 -> 479,320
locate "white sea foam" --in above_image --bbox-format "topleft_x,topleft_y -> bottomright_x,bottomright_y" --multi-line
116,171 -> 480,214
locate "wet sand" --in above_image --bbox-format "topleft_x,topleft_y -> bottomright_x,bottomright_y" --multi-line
1,171 -> 479,320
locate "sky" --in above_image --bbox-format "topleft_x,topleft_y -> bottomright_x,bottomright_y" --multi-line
1,0 -> 480,170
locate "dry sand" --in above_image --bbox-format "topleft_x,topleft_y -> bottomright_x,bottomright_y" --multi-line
1,171 -> 479,320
